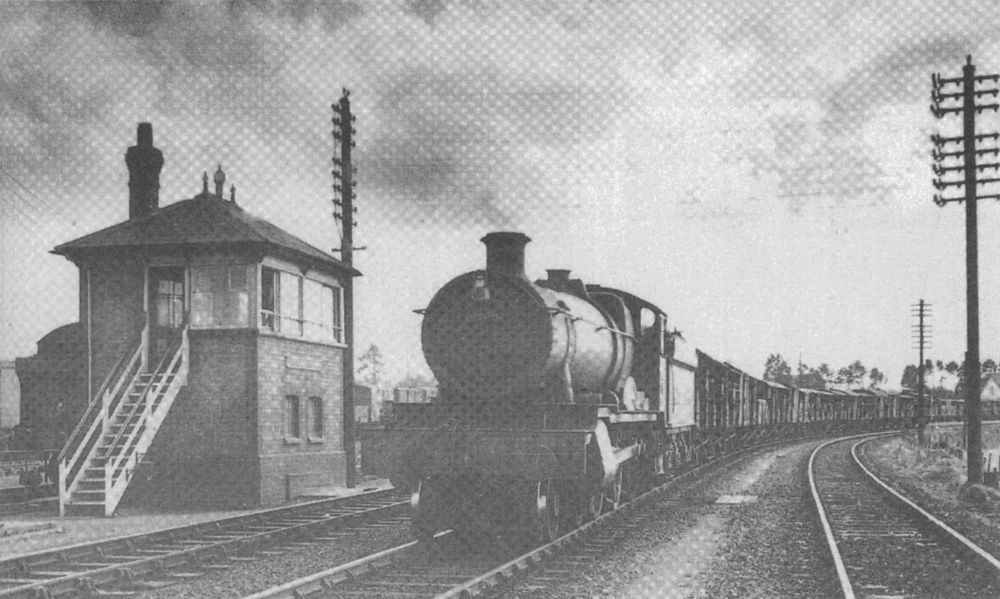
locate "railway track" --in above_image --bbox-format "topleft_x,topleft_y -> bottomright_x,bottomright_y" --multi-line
811,434 -> 1000,599
0,488 -> 407,598
241,435 -> 811,599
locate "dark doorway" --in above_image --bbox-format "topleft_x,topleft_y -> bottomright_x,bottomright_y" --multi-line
149,267 -> 185,366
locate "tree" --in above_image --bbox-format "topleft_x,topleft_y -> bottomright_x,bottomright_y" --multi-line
763,354 -> 793,385
793,363 -> 827,389
983,359 -> 997,374
901,364 -> 920,389
356,344 -> 386,388
397,372 -> 437,389
946,361 -> 960,375
869,367 -> 886,388
837,361 -> 867,388
816,363 -> 834,387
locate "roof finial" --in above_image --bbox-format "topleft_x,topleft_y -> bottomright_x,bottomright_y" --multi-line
202,171 -> 208,196
230,184 -> 236,204
214,164 -> 225,198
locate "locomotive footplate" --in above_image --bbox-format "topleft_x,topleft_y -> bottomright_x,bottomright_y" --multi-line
360,403 -> 634,492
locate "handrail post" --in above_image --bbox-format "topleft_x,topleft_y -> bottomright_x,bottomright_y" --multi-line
140,325 -> 148,372
58,459 -> 66,517
104,457 -> 111,516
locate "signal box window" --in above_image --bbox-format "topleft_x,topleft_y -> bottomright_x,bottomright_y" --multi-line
191,265 -> 249,327
285,396 -> 300,440
261,267 -> 343,343
309,396 -> 323,440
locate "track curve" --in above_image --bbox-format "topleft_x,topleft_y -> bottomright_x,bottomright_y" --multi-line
811,434 -> 1000,599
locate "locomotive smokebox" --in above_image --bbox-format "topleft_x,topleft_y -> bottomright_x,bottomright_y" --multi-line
422,231 -> 634,403
482,231 -> 531,280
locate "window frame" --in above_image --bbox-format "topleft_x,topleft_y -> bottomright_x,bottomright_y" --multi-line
284,395 -> 301,442
308,396 -> 324,442
259,263 -> 344,345
189,264 -> 251,330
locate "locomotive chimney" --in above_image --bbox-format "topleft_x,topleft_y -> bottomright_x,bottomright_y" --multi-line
481,232 -> 531,280
125,122 -> 164,219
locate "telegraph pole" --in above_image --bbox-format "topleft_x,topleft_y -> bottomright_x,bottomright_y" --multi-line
333,89 -> 358,488
911,300 -> 932,444
930,55 -> 1000,485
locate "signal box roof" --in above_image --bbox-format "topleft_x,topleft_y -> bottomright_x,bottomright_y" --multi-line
53,193 -> 358,277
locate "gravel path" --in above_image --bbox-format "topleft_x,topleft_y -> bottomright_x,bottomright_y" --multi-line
495,439 -> 839,599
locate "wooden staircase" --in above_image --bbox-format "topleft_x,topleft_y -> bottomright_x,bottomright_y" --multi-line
58,326 -> 189,517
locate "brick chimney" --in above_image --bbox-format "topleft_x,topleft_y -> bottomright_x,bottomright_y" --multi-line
125,123 -> 164,219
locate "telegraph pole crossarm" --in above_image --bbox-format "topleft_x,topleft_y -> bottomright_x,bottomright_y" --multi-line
930,55 -> 1000,486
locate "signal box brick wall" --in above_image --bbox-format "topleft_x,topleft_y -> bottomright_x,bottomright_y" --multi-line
257,334 -> 345,505
132,329 -> 259,509
86,258 -> 147,389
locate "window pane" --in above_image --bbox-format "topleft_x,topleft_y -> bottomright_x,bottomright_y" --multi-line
191,266 -> 249,327
331,287 -> 342,342
310,397 -> 323,437
285,396 -> 300,438
279,272 -> 301,336
303,280 -> 333,341
191,293 -> 212,326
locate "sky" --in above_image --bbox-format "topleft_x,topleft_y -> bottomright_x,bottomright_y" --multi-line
1,0 -> 1000,389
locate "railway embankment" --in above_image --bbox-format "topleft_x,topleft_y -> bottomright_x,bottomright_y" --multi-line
861,435 -> 1000,562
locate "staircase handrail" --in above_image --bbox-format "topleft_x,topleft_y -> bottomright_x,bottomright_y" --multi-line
105,326 -> 188,514
58,327 -> 146,464
105,327 -> 185,476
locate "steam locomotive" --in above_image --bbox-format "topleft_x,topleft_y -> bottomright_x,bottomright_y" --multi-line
361,232 -> 912,543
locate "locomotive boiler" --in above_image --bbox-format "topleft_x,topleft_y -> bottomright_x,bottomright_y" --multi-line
363,232 -> 689,542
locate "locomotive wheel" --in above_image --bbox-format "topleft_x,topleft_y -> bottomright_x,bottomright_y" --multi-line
533,479 -> 561,543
